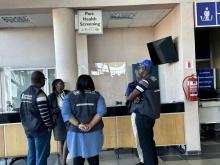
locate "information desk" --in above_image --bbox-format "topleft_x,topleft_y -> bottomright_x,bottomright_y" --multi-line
0,102 -> 185,158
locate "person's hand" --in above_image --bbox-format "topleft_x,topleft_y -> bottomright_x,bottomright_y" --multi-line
78,123 -> 89,132
133,97 -> 140,103
126,100 -> 131,108
84,123 -> 93,132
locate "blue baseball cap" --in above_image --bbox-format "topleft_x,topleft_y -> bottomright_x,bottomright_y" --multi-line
137,59 -> 153,69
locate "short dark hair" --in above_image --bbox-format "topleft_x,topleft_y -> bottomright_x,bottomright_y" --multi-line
31,71 -> 45,84
76,75 -> 95,93
52,79 -> 64,92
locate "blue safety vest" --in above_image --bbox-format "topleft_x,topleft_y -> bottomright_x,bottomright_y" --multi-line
66,90 -> 104,133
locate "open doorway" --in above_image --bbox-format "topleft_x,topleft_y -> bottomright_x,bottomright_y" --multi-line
195,28 -> 220,146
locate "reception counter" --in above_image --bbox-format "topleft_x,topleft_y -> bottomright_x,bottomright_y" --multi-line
0,102 -> 185,158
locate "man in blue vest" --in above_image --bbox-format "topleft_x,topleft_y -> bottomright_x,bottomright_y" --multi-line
126,60 -> 161,165
20,71 -> 54,165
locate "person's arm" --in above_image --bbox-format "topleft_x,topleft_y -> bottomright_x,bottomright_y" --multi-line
87,114 -> 102,130
37,92 -> 53,128
61,96 -> 79,126
125,81 -> 138,101
127,89 -> 141,101
61,95 -> 89,131
69,117 -> 80,127
86,95 -> 107,131
127,79 -> 149,101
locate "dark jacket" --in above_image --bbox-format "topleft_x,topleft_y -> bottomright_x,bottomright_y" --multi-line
48,90 -> 70,121
130,75 -> 161,119
48,90 -> 70,140
20,85 -> 47,134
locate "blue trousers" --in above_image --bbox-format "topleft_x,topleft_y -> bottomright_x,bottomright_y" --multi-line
135,114 -> 158,165
26,130 -> 51,165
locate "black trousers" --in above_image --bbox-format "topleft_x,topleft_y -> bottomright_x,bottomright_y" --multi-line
135,114 -> 158,165
73,155 -> 99,165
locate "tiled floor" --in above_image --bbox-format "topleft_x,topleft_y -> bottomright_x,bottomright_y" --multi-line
1,131 -> 220,165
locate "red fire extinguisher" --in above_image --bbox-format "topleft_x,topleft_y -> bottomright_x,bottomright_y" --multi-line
182,74 -> 198,101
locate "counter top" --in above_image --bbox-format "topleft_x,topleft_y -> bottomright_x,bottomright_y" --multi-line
0,102 -> 184,124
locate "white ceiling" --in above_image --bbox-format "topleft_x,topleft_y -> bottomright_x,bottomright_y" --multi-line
103,9 -> 170,28
0,9 -> 172,28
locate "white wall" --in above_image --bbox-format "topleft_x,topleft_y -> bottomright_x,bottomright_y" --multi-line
0,27 -> 55,68
154,5 -> 183,103
88,27 -> 154,81
87,27 -> 154,106
154,3 -> 201,152
0,26 -> 154,106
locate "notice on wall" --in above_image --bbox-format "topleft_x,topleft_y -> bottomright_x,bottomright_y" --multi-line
78,10 -> 103,34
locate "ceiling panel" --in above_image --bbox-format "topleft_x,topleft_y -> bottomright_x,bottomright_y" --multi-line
30,14 -> 52,27
0,8 -> 172,28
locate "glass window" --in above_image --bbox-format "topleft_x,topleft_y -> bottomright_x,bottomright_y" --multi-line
2,68 -> 55,113
0,70 -> 3,113
90,62 -> 127,106
47,68 -> 56,94
4,68 -> 44,113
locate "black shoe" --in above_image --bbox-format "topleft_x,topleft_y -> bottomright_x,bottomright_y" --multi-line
136,162 -> 144,165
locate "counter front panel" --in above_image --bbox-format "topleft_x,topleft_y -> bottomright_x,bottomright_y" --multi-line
0,126 -> 4,157
0,102 -> 185,157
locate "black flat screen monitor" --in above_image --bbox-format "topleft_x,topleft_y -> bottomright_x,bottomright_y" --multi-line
147,36 -> 178,65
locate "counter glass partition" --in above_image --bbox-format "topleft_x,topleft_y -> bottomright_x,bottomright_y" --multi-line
46,68 -> 56,94
0,71 -> 3,113
1,68 -> 55,113
89,62 -> 127,107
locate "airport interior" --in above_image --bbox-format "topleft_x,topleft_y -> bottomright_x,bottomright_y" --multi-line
1,1 -> 220,165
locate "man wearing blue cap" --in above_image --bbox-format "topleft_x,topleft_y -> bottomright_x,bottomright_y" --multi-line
125,69 -> 144,165
126,59 -> 161,165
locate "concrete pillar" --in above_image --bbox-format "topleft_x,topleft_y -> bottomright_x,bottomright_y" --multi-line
76,33 -> 89,75
179,3 -> 201,152
52,8 -> 77,90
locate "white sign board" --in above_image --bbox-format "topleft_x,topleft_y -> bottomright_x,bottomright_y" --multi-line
78,10 -> 103,34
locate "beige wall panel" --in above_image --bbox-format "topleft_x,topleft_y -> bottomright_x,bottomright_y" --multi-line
0,126 -> 5,157
4,124 -> 28,157
154,114 -> 185,145
4,124 -> 57,157
50,133 -> 58,153
117,116 -> 136,148
102,117 -> 117,149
